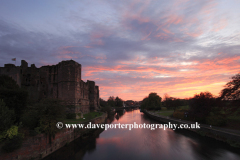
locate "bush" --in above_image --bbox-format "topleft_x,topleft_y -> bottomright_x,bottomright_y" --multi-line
0,88 -> 28,122
101,105 -> 112,114
0,100 -> 15,133
66,113 -> 76,119
206,115 -> 227,126
36,98 -> 66,143
21,109 -> 39,130
0,75 -> 19,89
4,126 -> 18,139
161,107 -> 167,110
21,98 -> 66,141
173,110 -> 185,119
28,127 -> 42,136
0,75 -> 28,123
1,134 -> 23,152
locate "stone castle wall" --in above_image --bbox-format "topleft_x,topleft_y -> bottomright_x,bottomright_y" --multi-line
0,60 -> 100,114
0,113 -> 108,160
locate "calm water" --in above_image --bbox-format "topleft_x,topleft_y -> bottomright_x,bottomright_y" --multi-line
44,109 -> 240,160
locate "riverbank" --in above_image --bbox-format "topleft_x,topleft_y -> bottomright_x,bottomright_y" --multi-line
41,109 -> 240,160
0,112 -> 107,160
143,110 -> 240,148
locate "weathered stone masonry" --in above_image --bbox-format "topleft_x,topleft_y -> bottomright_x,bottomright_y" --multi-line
0,60 -> 99,114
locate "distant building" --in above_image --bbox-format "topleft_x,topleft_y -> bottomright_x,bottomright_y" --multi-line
0,60 -> 99,114
125,100 -> 135,106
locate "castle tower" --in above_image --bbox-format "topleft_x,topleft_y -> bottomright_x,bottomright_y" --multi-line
87,80 -> 99,111
57,60 -> 81,106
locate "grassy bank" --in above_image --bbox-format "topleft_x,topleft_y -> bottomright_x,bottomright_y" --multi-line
152,106 -> 189,117
65,112 -> 103,124
157,110 -> 174,116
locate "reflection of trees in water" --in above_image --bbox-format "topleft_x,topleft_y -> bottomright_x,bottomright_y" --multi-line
106,114 -> 115,124
188,140 -> 221,160
125,108 -> 138,112
44,109 -> 240,160
106,108 -> 129,122
140,113 -> 240,160
140,112 -> 156,124
174,129 -> 240,160
42,129 -> 104,160
84,139 -> 97,154
115,110 -> 125,120
108,108 -> 138,122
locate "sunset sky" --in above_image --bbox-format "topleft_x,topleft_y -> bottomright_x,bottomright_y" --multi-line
0,0 -> 240,101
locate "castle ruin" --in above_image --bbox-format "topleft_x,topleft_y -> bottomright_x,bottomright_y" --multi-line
0,60 -> 100,114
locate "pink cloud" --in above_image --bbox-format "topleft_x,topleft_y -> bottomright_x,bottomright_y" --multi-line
84,46 -> 93,48
212,18 -> 228,32
141,31 -> 152,40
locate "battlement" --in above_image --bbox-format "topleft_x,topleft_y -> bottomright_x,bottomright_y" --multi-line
4,64 -> 16,68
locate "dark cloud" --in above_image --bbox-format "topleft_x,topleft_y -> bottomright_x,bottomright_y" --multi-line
0,0 -> 239,100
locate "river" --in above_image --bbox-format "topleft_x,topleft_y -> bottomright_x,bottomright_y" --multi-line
44,109 -> 240,160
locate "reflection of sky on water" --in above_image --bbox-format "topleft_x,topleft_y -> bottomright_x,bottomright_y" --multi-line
43,109 -> 240,160
83,110 -> 240,160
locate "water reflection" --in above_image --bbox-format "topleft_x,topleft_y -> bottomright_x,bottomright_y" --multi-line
44,109 -> 240,160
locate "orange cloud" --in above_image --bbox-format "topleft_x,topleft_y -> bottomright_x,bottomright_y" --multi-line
84,54 -> 240,101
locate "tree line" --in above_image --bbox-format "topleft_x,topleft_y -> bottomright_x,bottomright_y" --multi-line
140,72 -> 240,126
100,96 -> 124,108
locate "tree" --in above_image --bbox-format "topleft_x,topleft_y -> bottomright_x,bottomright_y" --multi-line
220,73 -> 240,101
0,75 -> 28,123
141,97 -> 148,109
163,93 -> 176,109
99,98 -> 108,107
99,98 -> 112,114
0,75 -> 19,89
0,100 -> 15,133
107,96 -> 115,107
115,96 -> 123,107
0,100 -> 19,143
141,93 -> 162,110
22,98 -> 66,143
21,107 -> 39,130
163,93 -> 185,111
189,92 -> 216,122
